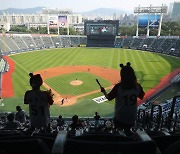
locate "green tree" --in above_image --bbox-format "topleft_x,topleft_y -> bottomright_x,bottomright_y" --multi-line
69,27 -> 78,35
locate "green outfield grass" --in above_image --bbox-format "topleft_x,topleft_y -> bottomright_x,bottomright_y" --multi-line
1,47 -> 180,117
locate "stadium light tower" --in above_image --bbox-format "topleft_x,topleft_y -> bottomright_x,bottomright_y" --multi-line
134,4 -> 167,37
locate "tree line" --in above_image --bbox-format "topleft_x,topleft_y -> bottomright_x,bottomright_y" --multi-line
2,21 -> 180,36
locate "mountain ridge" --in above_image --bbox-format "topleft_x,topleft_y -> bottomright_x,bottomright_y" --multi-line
0,7 -> 131,15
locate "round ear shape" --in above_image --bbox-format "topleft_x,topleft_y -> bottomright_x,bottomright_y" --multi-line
29,72 -> 33,78
126,62 -> 131,66
119,64 -> 124,68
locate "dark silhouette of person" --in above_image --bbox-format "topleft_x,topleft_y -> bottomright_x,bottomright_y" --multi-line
15,105 -> 26,124
4,113 -> 21,129
69,115 -> 83,130
94,112 -> 101,127
57,115 -> 65,127
61,98 -> 64,105
100,62 -> 145,136
24,73 -> 54,131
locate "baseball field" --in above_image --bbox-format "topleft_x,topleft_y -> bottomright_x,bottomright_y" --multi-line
1,47 -> 180,117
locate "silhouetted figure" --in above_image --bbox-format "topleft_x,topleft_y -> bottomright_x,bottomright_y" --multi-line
24,73 -> 54,131
101,62 -> 145,136
15,105 -> 26,123
57,115 -> 65,127
69,115 -> 83,130
61,98 -> 64,105
94,112 -> 101,127
4,113 -> 21,129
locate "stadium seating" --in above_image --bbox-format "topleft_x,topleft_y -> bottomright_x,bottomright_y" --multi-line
0,95 -> 179,154
0,35 -> 179,57
51,36 -> 62,48
32,36 -> 44,48
41,36 -> 54,48
52,130 -> 158,154
122,37 -> 133,48
130,38 -> 144,49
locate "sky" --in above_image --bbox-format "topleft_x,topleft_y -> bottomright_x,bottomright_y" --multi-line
0,0 -> 177,12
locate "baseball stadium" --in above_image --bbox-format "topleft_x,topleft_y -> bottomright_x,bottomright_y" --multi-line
0,43 -> 179,117
0,1 -> 180,154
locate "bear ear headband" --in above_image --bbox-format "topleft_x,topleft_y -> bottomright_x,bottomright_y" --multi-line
119,62 -> 131,68
29,72 -> 33,78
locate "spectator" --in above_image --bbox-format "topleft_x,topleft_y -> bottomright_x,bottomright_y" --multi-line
15,105 -> 26,123
94,112 -> 101,127
100,62 -> 145,136
69,115 -> 83,130
24,73 -> 54,131
4,113 -> 21,129
57,115 -> 65,127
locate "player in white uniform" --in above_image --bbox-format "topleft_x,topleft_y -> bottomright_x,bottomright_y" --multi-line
100,62 -> 145,135
24,73 -> 54,131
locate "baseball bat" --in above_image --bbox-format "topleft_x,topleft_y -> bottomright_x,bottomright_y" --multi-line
96,79 -> 102,88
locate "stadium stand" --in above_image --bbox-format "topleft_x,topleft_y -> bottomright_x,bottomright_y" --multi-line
114,37 -> 124,48
70,36 -> 79,47
79,36 -> 87,46
170,39 -> 180,56
2,36 -> 20,52
0,34 -> 179,57
32,36 -> 45,49
149,38 -> 165,53
122,37 -> 133,48
0,58 -> 8,73
23,36 -> 37,49
51,36 -> 62,48
61,36 -> 71,47
0,37 -> 12,52
11,36 -> 28,50
141,38 -> 155,50
41,36 -> 54,48
130,38 -> 144,49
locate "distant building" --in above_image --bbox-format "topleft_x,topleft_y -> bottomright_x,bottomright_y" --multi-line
0,22 -> 10,31
171,2 -> 180,21
0,8 -> 83,30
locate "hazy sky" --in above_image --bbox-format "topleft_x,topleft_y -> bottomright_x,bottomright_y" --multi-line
0,0 -> 177,12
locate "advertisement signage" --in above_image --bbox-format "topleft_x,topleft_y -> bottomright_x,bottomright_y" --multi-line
138,14 -> 160,29
58,16 -> 68,27
48,16 -> 58,28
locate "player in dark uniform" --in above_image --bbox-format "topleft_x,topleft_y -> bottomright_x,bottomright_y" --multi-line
24,73 -> 54,131
100,62 -> 145,136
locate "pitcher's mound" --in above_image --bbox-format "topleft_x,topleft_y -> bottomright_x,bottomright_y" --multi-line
70,80 -> 83,86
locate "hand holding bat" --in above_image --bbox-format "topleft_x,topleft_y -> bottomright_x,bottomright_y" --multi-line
96,79 -> 105,93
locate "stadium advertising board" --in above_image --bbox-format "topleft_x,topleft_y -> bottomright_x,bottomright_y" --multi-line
48,16 -> 58,28
84,20 -> 119,36
58,16 -> 68,27
138,14 -> 160,29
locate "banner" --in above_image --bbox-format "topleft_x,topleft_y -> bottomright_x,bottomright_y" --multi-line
58,16 -> 68,27
92,96 -> 108,104
48,16 -> 58,28
138,14 -> 160,29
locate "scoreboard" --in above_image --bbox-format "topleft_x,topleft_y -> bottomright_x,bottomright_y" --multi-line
84,20 -> 119,36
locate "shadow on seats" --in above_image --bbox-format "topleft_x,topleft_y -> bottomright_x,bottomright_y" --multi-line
163,140 -> 180,154
52,130 -> 157,154
0,138 -> 50,154
152,135 -> 180,154
0,135 -> 55,152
